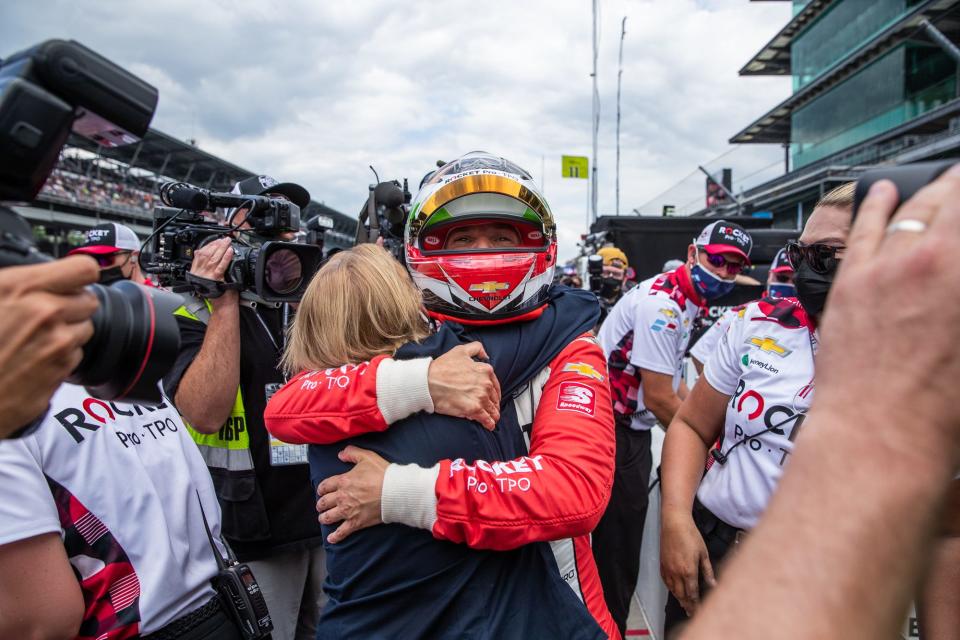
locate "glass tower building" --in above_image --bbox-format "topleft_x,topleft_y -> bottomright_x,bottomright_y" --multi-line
730,0 -> 960,225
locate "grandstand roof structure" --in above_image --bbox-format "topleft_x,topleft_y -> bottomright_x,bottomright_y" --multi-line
67,128 -> 249,192
740,0 -> 837,77
33,127 -> 357,247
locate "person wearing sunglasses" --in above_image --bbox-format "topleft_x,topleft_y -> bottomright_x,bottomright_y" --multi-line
690,247 -> 796,374
593,220 -> 752,637
67,222 -> 149,286
659,183 -> 854,637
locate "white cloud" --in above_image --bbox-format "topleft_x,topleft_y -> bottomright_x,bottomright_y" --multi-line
1,0 -> 792,260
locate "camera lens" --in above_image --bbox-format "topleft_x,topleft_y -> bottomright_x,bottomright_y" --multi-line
251,241 -> 322,302
264,248 -> 303,295
68,281 -> 182,404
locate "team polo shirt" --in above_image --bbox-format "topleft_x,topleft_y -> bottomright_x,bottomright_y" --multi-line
690,305 -> 742,366
0,384 -> 224,637
697,297 -> 817,530
598,267 -> 702,430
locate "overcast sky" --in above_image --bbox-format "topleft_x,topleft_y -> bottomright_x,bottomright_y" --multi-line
2,0 -> 793,261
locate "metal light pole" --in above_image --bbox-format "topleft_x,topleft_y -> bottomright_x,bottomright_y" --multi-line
615,16 -> 626,216
591,0 -> 599,225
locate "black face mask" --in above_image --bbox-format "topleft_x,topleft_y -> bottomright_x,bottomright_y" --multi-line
599,277 -> 622,300
793,262 -> 835,318
98,266 -> 127,285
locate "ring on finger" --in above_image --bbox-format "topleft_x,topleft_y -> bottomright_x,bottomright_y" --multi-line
885,219 -> 928,235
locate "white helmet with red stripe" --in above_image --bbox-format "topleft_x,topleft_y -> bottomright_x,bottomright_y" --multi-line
405,151 -> 558,325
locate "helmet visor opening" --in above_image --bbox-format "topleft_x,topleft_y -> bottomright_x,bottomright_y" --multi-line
419,216 -> 548,254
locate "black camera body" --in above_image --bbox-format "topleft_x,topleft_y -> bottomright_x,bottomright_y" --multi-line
0,39 -> 156,202
853,160 -> 957,218
144,184 -> 322,303
587,253 -> 604,295
0,40 -> 183,405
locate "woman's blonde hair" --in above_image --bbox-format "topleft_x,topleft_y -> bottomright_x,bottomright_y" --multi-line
282,244 -> 430,376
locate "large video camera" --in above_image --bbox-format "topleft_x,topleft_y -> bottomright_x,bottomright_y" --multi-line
355,169 -> 412,262
0,39 -> 179,404
143,182 -> 322,303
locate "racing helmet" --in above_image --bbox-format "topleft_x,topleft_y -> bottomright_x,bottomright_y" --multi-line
405,151 -> 558,325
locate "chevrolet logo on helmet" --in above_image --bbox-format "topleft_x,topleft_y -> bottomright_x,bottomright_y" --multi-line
469,281 -> 511,293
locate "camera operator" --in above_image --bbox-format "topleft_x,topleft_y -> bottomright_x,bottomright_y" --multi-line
0,254 -> 98,439
592,246 -> 629,326
584,245 -> 625,325
593,221 -> 753,637
163,175 -> 326,640
0,38 -> 277,640
67,222 -> 152,286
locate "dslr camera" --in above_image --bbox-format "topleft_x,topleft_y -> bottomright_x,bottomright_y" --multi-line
0,39 -> 181,404
144,181 -> 322,303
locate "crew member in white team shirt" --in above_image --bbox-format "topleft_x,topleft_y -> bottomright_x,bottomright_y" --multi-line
0,381 -> 240,639
689,246 -> 796,374
593,220 -> 753,638
659,183 -> 854,637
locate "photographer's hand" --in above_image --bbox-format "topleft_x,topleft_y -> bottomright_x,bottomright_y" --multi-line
0,257 -> 98,438
188,237 -> 238,311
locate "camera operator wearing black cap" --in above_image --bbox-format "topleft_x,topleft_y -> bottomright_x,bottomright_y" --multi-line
162,175 -> 327,640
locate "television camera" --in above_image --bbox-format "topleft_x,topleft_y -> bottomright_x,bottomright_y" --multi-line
143,181 -> 322,303
355,166 -> 412,262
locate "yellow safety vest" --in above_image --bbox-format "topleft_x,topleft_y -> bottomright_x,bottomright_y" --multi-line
174,300 -> 254,473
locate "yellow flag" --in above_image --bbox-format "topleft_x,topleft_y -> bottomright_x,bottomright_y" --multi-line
561,155 -> 589,179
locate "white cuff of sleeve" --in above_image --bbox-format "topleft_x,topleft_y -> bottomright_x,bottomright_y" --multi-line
381,462 -> 440,532
376,357 -> 435,424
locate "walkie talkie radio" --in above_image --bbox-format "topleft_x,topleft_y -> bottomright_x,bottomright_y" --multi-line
198,493 -> 273,639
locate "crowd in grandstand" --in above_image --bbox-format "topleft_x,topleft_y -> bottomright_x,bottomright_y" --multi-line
40,168 -> 156,213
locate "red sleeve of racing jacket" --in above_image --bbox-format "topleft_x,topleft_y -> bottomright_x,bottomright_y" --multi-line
431,333 -> 615,550
264,358 -> 389,444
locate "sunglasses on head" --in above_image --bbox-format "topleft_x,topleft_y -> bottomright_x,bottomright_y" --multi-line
700,248 -> 746,275
785,242 -> 843,274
